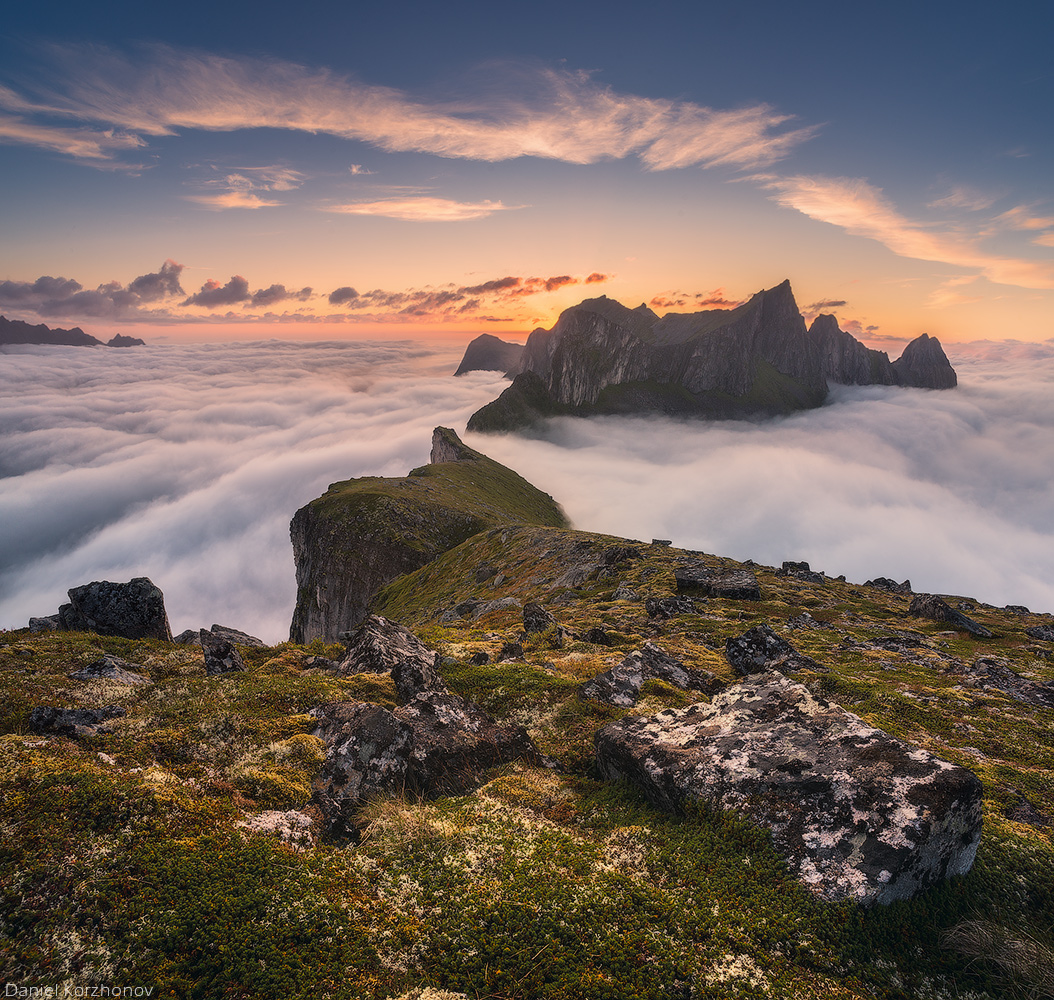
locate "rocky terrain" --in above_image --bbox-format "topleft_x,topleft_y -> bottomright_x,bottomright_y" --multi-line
0,316 -> 145,347
453,333 -> 524,376
464,281 -> 956,431
2,430 -> 1052,1000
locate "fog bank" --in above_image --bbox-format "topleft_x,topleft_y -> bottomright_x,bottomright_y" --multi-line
3,339 -> 1053,642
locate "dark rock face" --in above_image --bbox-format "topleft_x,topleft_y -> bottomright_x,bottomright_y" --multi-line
453,333 -> 524,376
1026,624 -> 1054,642
28,705 -> 125,738
724,625 -> 821,676
523,602 -> 558,634
909,593 -> 993,638
468,282 -> 957,432
580,641 -> 722,706
68,654 -> 151,685
595,671 -> 983,905
645,596 -> 699,620
175,624 -> 266,647
58,578 -> 172,641
337,615 -> 441,700
28,616 -> 60,633
892,334 -> 958,389
807,314 -> 896,385
0,315 -> 101,346
201,630 -> 246,676
106,334 -> 146,347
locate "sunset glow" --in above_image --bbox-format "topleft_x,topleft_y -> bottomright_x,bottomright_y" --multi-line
1,2 -> 1051,344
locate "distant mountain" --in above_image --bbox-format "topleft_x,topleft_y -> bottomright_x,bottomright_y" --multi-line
0,316 -> 145,347
465,280 -> 956,432
453,333 -> 524,375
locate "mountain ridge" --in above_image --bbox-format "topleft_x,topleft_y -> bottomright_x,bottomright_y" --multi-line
463,280 -> 956,431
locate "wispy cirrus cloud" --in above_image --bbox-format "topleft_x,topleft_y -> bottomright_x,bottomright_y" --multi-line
757,174 -> 1054,290
0,44 -> 815,172
324,196 -> 522,221
184,164 -> 305,209
185,191 -> 284,210
0,110 -> 146,166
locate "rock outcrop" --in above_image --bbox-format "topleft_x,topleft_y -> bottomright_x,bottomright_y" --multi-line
57,578 -> 172,641
453,333 -> 524,375
310,617 -> 546,837
579,641 -> 721,706
68,654 -> 152,685
595,670 -> 983,905
724,624 -> 822,675
28,705 -> 126,738
468,281 -> 957,432
289,428 -> 568,643
909,593 -> 993,638
201,629 -> 246,675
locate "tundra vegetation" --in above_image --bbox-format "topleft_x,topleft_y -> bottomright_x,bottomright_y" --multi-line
2,523 -> 1053,1000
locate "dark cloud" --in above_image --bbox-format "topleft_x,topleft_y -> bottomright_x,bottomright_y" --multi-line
462,276 -> 521,295
805,299 -> 848,312
128,260 -> 185,301
585,272 -> 610,284
328,286 -> 360,305
182,275 -> 251,308
250,283 -> 310,308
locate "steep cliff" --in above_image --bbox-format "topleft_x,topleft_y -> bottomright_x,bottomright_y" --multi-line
892,332 -> 958,388
289,427 -> 568,642
468,281 -> 958,432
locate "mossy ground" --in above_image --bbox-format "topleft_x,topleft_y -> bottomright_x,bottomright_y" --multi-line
2,529 -> 1052,998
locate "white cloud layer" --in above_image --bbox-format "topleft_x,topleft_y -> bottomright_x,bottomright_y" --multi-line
3,339 -> 1054,644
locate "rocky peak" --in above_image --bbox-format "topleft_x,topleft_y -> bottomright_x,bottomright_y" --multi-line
429,426 -> 481,464
892,333 -> 958,389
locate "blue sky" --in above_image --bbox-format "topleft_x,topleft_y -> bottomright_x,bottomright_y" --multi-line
0,0 -> 1051,341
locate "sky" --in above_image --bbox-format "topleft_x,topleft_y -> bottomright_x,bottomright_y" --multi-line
1,0 -> 1052,343
3,339 -> 1054,643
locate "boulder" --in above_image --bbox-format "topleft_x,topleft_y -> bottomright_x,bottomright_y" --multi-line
58,577 -> 172,641
68,654 -> 151,685
337,615 -> 442,702
595,671 -> 983,905
1025,624 -> 1054,642
645,596 -> 699,620
523,602 -> 558,634
909,593 -> 993,638
579,642 -> 722,707
725,624 -> 822,676
776,561 -> 825,585
174,624 -> 267,647
675,562 -> 760,599
28,705 -> 125,739
201,629 -> 246,676
865,577 -> 912,594
28,615 -> 60,633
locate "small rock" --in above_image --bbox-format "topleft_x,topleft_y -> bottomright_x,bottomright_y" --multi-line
173,629 -> 200,644
579,641 -> 722,706
1005,605 -> 1030,615
1004,794 -> 1050,828
201,629 -> 246,676
960,656 -> 1054,708
864,577 -> 912,594
498,641 -> 524,661
475,562 -> 498,583
28,705 -> 125,738
523,602 -> 558,634
602,545 -> 641,566
776,561 -> 825,584
612,582 -> 640,602
28,615 -> 60,633
303,655 -> 341,670
581,626 -> 613,645
68,654 -> 151,685
645,596 -> 698,620
468,651 -> 490,665
652,539 -> 672,547
725,625 -> 821,676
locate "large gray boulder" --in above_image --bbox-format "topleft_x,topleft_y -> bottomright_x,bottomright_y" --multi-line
201,629 -> 246,676
595,670 -> 983,905
724,624 -> 821,675
58,578 -> 172,641
909,593 -> 993,638
337,615 -> 442,702
68,654 -> 151,685
579,641 -> 722,706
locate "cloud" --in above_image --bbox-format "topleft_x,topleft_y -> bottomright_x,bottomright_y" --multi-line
1,44 -> 815,172
758,174 -> 1054,290
585,273 -> 610,284
349,164 -> 374,175
3,339 -> 1054,647
0,340 -> 507,641
182,275 -> 251,308
804,299 -> 847,312
0,262 -> 186,319
649,287 -> 744,311
328,286 -> 359,305
185,191 -> 283,210
325,197 -> 521,221
251,284 -> 311,308
0,110 -> 146,166
927,186 -> 999,212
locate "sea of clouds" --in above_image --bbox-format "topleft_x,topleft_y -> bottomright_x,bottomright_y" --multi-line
3,337 -> 1054,643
